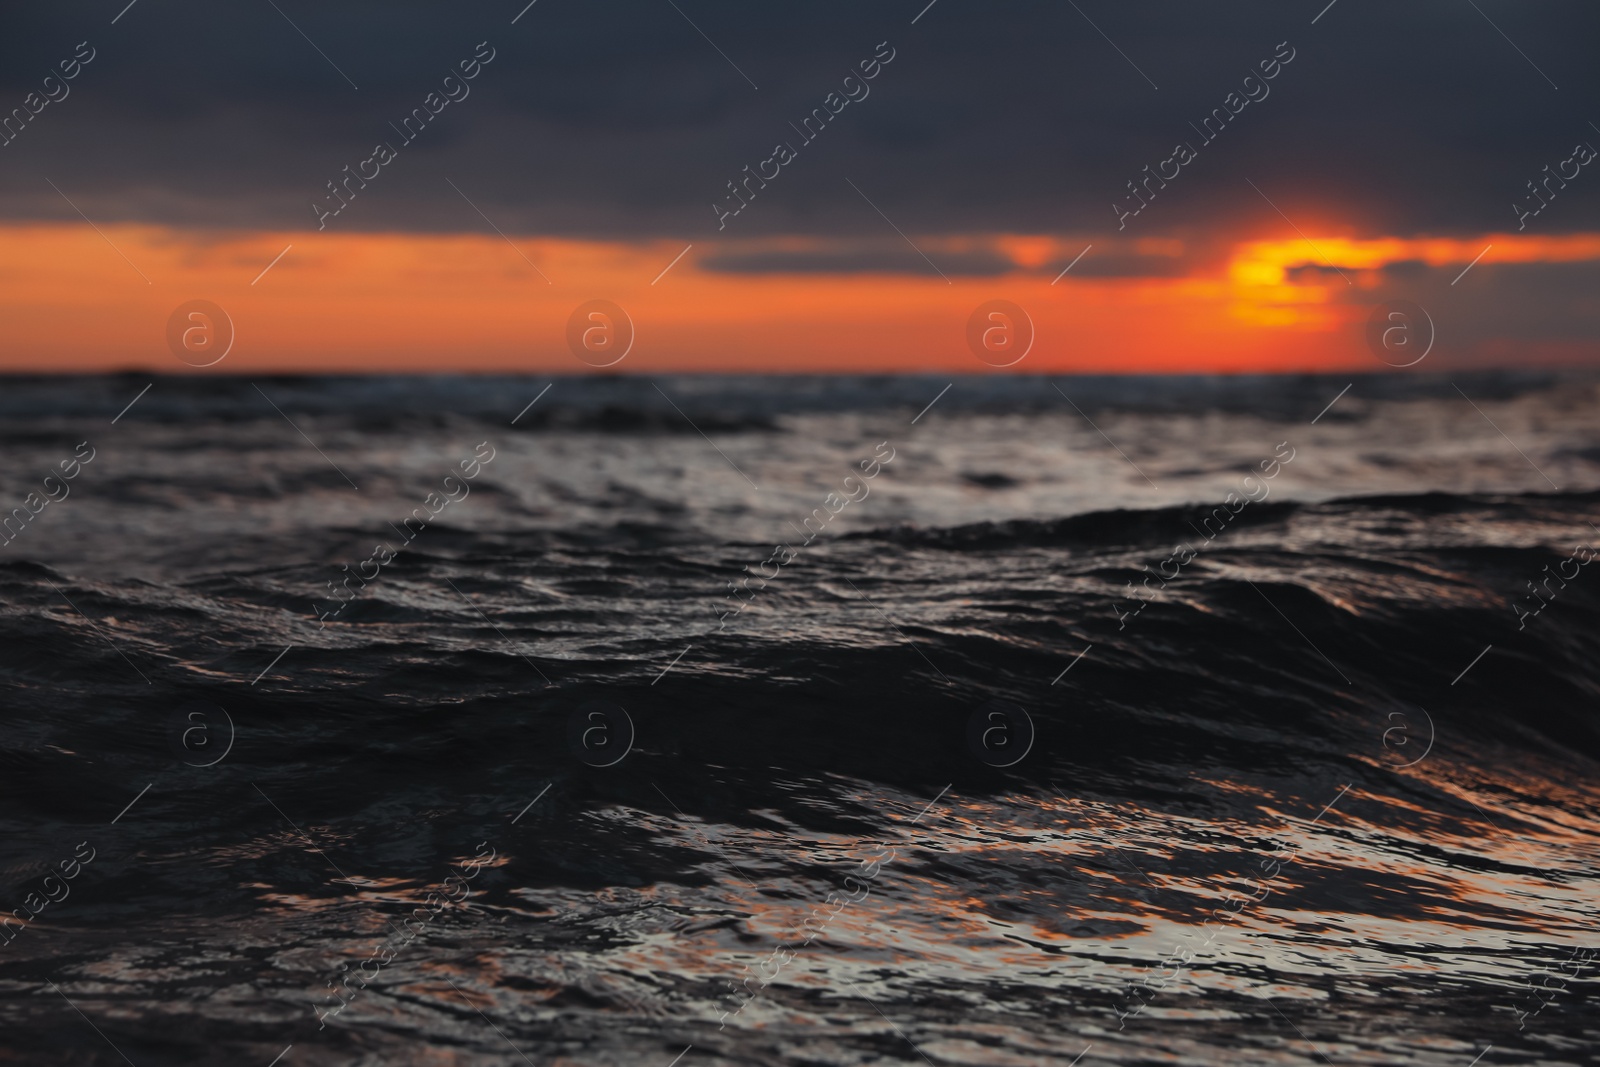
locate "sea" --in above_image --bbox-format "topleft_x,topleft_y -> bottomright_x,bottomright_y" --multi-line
0,371 -> 1596,1066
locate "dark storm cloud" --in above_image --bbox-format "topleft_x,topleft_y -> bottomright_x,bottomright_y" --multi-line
1330,258 -> 1600,348
1063,252 -> 1194,279
699,244 -> 1013,276
696,233 -> 1203,277
1,0 -> 1597,239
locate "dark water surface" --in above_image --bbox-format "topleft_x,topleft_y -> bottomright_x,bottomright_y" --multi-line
0,373 -> 1597,1066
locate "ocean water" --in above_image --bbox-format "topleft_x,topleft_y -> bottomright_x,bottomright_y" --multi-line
0,372 -> 1597,1066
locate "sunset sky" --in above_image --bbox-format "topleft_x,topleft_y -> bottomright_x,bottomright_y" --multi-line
2,1 -> 1596,373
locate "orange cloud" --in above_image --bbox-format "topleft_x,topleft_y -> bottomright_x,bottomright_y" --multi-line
1227,232 -> 1600,329
0,224 -> 1595,374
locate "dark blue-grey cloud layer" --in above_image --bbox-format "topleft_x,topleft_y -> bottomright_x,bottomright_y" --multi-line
1,0 -> 1597,240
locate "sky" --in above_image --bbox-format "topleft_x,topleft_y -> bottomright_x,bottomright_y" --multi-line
1,0 -> 1597,373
